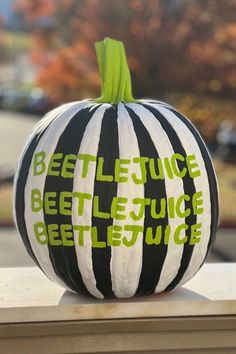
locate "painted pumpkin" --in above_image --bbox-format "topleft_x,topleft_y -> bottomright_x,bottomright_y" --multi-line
13,38 -> 219,299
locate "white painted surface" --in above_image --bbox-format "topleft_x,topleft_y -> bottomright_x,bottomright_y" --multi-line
111,104 -> 144,298
72,104 -> 108,299
0,263 -> 235,323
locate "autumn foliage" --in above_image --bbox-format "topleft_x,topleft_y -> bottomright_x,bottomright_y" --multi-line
14,0 -> 236,141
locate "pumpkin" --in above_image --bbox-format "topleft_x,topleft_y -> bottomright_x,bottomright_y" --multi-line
13,38 -> 219,299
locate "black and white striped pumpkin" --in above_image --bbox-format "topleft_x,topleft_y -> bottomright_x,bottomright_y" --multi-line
13,38 -> 218,299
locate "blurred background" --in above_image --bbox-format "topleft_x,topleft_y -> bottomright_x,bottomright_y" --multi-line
0,0 -> 235,267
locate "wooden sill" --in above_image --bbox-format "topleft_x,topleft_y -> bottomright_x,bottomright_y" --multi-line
0,263 -> 236,353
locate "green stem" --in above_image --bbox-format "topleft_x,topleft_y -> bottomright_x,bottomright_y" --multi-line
95,37 -> 136,104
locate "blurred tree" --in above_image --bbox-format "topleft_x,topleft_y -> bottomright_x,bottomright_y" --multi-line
14,0 -> 236,100
14,0 -> 236,142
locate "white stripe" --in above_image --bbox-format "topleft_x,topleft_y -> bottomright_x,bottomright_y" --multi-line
72,104 -> 111,299
149,103 -> 211,287
128,103 -> 185,293
24,100 -> 92,289
139,99 -> 172,109
13,102 -> 77,224
108,103 -> 143,298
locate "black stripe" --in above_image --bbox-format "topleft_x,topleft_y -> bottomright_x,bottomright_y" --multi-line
43,105 -> 98,296
170,108 -> 219,261
91,106 -> 119,298
14,118 -> 57,269
126,105 -> 169,296
142,104 -> 197,291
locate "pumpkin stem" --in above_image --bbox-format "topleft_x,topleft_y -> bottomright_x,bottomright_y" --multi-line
95,37 -> 136,104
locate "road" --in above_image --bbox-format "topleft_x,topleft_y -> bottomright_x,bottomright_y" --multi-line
0,110 -> 38,174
